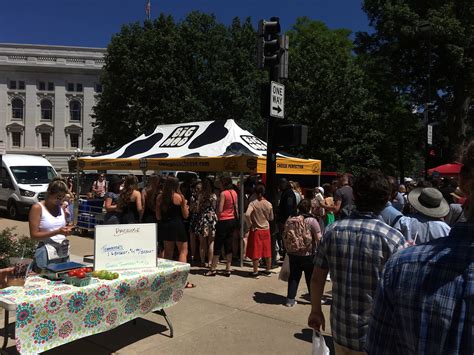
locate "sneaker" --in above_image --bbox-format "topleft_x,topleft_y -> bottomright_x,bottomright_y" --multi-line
248,272 -> 260,278
285,299 -> 297,307
260,270 -> 272,276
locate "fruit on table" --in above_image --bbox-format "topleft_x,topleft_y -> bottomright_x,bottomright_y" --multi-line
77,271 -> 86,279
93,270 -> 120,280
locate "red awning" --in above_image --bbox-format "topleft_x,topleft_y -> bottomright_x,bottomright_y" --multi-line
428,163 -> 463,176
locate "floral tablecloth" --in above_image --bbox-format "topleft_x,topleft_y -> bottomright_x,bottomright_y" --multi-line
0,260 -> 189,354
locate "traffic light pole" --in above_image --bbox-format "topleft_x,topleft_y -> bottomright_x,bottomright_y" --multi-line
265,67 -> 279,266
265,66 -> 279,210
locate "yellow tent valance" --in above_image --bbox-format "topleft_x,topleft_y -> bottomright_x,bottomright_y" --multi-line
78,155 -> 321,175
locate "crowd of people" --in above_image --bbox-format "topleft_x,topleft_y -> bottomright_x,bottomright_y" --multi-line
41,140 -> 473,354
307,142 -> 474,354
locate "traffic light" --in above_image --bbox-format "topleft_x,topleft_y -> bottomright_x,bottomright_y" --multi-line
257,17 -> 281,69
276,124 -> 308,148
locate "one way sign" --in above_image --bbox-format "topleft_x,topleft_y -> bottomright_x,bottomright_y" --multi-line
270,81 -> 285,118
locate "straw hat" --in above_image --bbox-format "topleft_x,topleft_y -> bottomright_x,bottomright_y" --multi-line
450,187 -> 465,201
407,187 -> 449,218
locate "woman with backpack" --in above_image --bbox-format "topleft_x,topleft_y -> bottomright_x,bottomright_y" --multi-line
283,199 -> 321,307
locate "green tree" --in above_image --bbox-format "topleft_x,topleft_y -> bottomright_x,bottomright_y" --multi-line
92,12 -> 265,152
357,0 -> 474,161
285,18 -> 382,174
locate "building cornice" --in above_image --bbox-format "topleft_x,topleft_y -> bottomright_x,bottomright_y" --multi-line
0,43 -> 105,71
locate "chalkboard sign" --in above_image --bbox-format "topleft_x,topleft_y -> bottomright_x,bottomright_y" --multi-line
94,224 -> 157,270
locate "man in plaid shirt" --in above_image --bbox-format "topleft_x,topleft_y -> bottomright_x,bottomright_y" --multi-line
308,171 -> 406,354
366,142 -> 474,355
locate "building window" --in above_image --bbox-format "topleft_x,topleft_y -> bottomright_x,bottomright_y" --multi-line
69,100 -> 81,121
76,83 -> 83,92
41,99 -> 53,120
67,83 -> 75,92
11,98 -> 24,119
70,133 -> 79,148
38,81 -> 46,91
41,133 -> 50,148
48,82 -> 54,91
18,81 -> 25,90
95,83 -> 102,93
11,132 -> 21,148
9,81 -> 17,90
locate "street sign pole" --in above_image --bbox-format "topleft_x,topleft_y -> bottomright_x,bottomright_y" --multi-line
266,67 -> 280,211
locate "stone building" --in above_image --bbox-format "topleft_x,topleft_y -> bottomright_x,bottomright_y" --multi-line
0,43 -> 106,173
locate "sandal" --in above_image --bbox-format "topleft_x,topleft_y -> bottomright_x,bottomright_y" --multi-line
224,270 -> 231,277
204,270 -> 217,277
185,282 -> 197,288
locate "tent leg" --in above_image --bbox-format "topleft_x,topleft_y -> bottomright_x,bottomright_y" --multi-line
239,173 -> 244,268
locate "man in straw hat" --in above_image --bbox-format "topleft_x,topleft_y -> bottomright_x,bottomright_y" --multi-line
404,187 -> 451,244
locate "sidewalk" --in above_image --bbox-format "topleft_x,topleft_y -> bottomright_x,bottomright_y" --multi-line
0,216 -> 334,354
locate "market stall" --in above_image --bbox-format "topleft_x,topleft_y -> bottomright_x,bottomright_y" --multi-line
0,223 -> 190,354
76,119 -> 321,266
0,261 -> 188,354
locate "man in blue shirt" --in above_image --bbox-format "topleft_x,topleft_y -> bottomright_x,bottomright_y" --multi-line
366,141 -> 474,354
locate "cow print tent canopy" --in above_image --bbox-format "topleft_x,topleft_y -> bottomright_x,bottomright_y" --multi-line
79,119 -> 321,175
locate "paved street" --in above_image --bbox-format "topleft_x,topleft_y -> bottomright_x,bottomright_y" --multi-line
0,215 -> 333,354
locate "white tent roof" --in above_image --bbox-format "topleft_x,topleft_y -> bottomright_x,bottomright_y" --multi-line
88,119 -> 286,160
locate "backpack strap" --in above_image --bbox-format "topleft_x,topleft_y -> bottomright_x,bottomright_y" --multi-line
390,214 -> 402,227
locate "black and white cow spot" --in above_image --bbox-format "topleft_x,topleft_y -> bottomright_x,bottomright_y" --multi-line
188,120 -> 229,149
144,153 -> 169,158
118,133 -> 164,158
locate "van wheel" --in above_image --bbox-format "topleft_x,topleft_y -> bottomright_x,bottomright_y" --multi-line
7,201 -> 19,220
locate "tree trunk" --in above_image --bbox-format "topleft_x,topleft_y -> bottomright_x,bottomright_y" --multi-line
447,84 -> 470,159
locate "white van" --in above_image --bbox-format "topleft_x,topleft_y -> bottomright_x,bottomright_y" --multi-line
0,154 -> 57,218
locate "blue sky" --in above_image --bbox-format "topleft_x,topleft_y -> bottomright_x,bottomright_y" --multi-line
0,0 -> 370,48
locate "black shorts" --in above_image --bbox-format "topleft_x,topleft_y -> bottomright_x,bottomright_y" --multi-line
213,219 -> 236,255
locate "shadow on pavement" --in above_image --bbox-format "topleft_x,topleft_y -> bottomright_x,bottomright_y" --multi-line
294,328 -> 335,354
41,317 -> 169,354
253,291 -> 286,305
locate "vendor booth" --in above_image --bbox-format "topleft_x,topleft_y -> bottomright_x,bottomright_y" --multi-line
0,224 -> 189,354
76,119 -> 321,266
77,119 -> 321,175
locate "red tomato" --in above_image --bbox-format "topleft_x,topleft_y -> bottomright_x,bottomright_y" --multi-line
85,267 -> 93,273
67,270 -> 75,277
77,271 -> 86,279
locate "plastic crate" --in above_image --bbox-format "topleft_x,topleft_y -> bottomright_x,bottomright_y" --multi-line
62,275 -> 91,287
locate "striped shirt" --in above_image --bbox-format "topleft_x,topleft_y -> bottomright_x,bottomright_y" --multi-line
366,222 -> 474,355
313,212 -> 406,351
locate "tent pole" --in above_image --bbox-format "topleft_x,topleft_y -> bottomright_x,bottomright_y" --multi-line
239,172 -> 244,268
73,162 -> 80,228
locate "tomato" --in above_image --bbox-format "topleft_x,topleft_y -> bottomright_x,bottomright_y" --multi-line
77,271 -> 86,279
85,267 -> 93,273
67,270 -> 76,277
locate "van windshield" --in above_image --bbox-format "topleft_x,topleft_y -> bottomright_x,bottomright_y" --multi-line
10,166 -> 56,184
